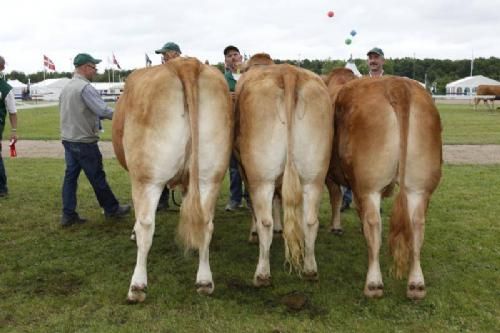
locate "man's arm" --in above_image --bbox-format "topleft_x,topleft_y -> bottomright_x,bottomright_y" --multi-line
5,90 -> 18,143
81,84 -> 114,120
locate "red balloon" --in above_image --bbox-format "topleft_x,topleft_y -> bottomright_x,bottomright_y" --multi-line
327,11 -> 334,18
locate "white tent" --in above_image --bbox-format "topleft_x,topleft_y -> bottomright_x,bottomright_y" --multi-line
7,79 -> 27,99
446,75 -> 500,95
30,78 -> 70,101
345,59 -> 362,77
92,82 -> 125,101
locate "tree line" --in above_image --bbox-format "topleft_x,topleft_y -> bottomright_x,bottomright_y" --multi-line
5,57 -> 500,95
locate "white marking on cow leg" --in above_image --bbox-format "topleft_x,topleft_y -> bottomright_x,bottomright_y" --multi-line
195,182 -> 218,295
127,183 -> 160,303
406,192 -> 427,300
272,194 -> 283,234
251,184 -> 275,287
302,183 -> 321,280
361,193 -> 384,298
196,220 -> 214,295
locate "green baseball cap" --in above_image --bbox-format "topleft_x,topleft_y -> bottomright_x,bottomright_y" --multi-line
155,42 -> 182,54
73,53 -> 102,67
367,47 -> 384,57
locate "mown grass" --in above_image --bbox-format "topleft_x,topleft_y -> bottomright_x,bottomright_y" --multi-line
0,159 -> 498,332
11,103 -> 500,144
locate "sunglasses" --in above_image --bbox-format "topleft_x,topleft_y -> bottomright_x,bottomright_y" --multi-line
87,64 -> 97,70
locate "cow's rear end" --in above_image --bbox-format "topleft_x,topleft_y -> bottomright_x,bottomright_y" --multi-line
236,63 -> 333,285
112,58 -> 232,302
330,76 -> 442,299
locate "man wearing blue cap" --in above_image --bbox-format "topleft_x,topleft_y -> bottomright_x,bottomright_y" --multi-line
59,53 -> 130,227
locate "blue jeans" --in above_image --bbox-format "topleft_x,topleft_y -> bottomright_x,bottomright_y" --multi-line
0,143 -> 7,194
229,154 -> 248,204
62,141 -> 119,216
342,186 -> 352,205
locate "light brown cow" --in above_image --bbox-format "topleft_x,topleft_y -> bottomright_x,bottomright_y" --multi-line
324,69 -> 442,300
235,54 -> 333,285
113,57 -> 232,302
474,84 -> 500,110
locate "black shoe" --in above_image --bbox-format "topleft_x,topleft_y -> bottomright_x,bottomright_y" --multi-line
105,204 -> 131,219
61,214 -> 87,227
340,201 -> 351,212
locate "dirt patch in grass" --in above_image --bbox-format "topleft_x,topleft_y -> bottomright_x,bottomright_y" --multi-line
3,140 -> 500,164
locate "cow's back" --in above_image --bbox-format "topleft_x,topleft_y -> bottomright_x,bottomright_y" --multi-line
476,84 -> 500,96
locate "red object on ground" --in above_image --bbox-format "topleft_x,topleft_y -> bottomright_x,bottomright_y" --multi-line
9,141 -> 16,157
327,11 -> 334,17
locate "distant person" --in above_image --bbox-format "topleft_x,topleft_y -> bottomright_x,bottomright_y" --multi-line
59,53 -> 130,227
154,41 -> 182,210
0,55 -> 18,197
223,45 -> 249,211
367,47 -> 385,77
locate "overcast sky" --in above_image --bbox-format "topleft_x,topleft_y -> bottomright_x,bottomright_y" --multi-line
2,0 -> 499,74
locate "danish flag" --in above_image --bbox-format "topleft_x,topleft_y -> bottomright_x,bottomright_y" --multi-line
43,55 -> 56,71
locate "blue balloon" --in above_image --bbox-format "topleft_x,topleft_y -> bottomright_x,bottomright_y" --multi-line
350,30 -> 357,37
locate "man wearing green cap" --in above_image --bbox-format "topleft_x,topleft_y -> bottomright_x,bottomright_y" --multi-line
367,47 -> 385,77
153,42 -> 182,210
0,55 -> 18,197
59,53 -> 130,227
155,42 -> 182,64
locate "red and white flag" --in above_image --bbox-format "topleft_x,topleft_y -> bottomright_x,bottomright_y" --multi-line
43,55 -> 56,71
112,53 -> 121,69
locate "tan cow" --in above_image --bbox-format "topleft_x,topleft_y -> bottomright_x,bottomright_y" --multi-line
235,54 -> 333,285
113,57 -> 232,302
324,69 -> 442,300
474,84 -> 500,110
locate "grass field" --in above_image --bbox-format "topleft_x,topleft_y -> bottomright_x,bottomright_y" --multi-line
9,103 -> 500,144
0,159 -> 498,332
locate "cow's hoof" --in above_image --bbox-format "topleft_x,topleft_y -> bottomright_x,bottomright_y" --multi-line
195,281 -> 214,295
364,282 -> 384,298
248,232 -> 259,244
253,274 -> 272,287
407,282 -> 426,300
303,271 -> 319,281
127,284 -> 147,303
330,228 -> 344,236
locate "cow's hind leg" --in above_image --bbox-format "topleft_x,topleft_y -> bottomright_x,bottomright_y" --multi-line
360,193 -> 384,298
251,183 -> 275,287
127,181 -> 162,303
194,182 -> 220,295
326,177 -> 343,235
302,182 -> 323,280
406,192 -> 430,300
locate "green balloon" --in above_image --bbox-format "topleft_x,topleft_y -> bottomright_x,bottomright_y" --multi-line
345,38 -> 352,45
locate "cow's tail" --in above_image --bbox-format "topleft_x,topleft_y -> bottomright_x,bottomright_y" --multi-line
281,69 -> 305,272
388,81 -> 413,279
176,60 -> 205,251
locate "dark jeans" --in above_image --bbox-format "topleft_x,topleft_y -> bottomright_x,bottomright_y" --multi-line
159,187 -> 169,204
62,141 -> 119,216
229,154 -> 249,204
0,143 -> 7,194
343,187 -> 353,205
